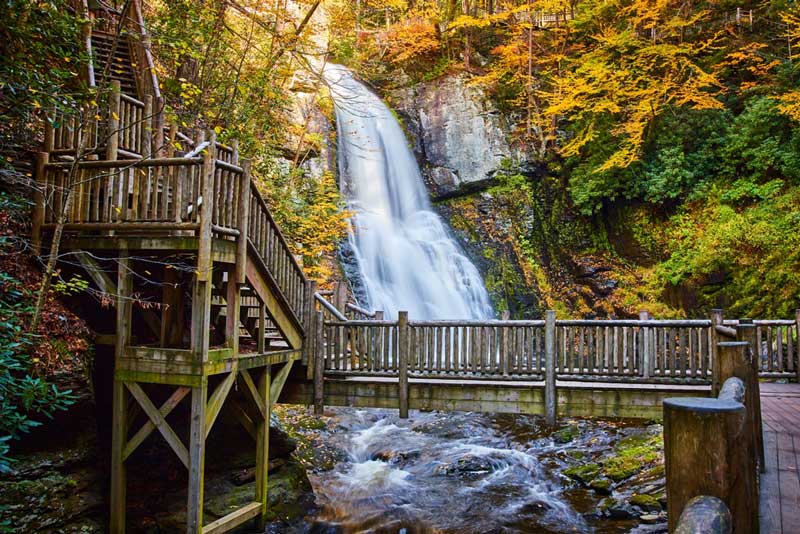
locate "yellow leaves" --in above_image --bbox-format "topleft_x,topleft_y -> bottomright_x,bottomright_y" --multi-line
387,16 -> 440,65
32,100 -> 42,109
111,111 -> 119,121
777,91 -> 800,123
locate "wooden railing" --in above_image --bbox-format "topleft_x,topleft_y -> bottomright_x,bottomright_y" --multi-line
724,318 -> 799,378
319,318 -> 718,383
247,182 -> 307,325
314,311 -> 800,383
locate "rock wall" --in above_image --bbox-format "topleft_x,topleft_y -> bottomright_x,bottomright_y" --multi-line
389,74 -> 520,199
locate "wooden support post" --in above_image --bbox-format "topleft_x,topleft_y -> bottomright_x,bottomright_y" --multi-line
710,309 -> 723,396
737,320 -> 765,474
236,160 -> 251,285
716,340 -> 759,529
110,250 -> 132,533
664,388 -> 757,534
304,281 -> 318,376
257,303 -> 266,354
32,152 -> 48,255
225,267 -> 241,353
191,273 -> 212,362
186,380 -> 208,534
107,80 -> 121,161
314,310 -> 325,415
255,366 -> 271,526
545,310 -> 557,425
639,310 -> 651,379
398,311 -> 409,418
160,267 -> 184,347
334,282 -> 347,316
44,113 -> 55,153
796,309 -> 800,383
197,129 -> 215,283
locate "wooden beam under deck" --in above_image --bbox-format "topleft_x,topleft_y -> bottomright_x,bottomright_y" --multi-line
59,236 -> 238,264
116,347 -> 302,385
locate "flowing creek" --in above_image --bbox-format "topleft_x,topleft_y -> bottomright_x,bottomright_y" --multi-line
301,409 -> 665,534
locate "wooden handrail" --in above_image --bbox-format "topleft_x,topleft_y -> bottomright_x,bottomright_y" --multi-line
248,182 -> 306,278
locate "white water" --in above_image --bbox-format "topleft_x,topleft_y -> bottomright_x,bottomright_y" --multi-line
310,409 -> 592,533
324,64 -> 494,320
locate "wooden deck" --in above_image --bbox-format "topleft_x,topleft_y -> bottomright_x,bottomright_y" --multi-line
760,382 -> 800,534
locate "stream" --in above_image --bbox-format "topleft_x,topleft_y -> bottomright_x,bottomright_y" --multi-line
302,409 -> 664,534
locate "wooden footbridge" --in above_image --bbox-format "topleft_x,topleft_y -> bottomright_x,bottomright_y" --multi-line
30,2 -> 799,533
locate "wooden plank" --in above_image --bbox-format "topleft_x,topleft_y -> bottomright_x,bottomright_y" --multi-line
124,386 -> 190,460
187,382 -> 208,532
255,367 -> 271,524
239,369 -> 266,419
269,359 -> 295,409
777,432 -> 800,529
205,370 -> 237,438
760,431 -> 782,533
202,501 -> 261,534
125,381 -> 190,469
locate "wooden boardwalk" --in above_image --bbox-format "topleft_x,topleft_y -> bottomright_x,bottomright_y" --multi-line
760,382 -> 800,534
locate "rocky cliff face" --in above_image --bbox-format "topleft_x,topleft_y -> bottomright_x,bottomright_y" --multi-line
389,74 -> 521,199
381,74 -> 637,318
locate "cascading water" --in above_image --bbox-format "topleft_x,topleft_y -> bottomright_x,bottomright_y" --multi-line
324,64 -> 493,320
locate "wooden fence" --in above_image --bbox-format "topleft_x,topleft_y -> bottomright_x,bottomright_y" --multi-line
316,311 -> 800,383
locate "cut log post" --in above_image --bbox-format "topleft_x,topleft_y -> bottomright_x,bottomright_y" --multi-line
32,152 -> 48,255
545,310 -> 557,425
796,309 -> 800,383
737,320 -> 765,474
398,311 -> 409,418
107,80 -> 121,161
664,389 -> 756,534
314,310 -> 325,415
255,366 -> 271,526
186,381 -> 208,534
710,309 -> 724,395
674,495 -> 732,534
639,310 -> 651,378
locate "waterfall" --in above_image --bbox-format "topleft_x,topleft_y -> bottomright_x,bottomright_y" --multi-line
324,64 -> 494,320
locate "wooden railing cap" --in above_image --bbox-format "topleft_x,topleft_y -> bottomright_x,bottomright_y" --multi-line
663,396 -> 744,414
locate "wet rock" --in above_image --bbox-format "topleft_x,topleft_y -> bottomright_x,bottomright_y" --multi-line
371,449 -> 421,465
630,493 -> 662,513
563,463 -> 601,484
434,454 -> 494,477
203,459 -> 315,524
270,412 -> 298,458
599,496 -> 637,519
589,477 -> 613,494
553,424 -> 580,444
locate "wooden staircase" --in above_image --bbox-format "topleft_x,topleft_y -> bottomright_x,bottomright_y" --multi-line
31,2 -> 320,533
91,31 -> 139,97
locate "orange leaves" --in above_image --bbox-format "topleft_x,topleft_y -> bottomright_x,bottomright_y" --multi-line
387,16 -> 441,65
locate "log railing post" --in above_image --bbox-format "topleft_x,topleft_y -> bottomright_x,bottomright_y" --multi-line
314,310 -> 325,415
796,309 -> 800,383
236,160 -> 251,284
738,320 -> 765,473
106,80 -> 121,161
664,376 -> 756,534
545,310 -> 557,425
32,152 -> 48,255
398,311 -> 409,418
710,309 -> 724,395
639,310 -> 651,378
304,281 -> 318,378
197,129 -> 215,282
